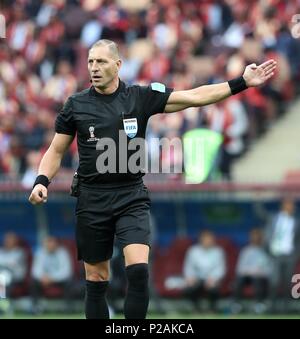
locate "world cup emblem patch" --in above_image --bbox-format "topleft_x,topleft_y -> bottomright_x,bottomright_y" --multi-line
89,126 -> 95,138
123,118 -> 138,138
87,125 -> 100,142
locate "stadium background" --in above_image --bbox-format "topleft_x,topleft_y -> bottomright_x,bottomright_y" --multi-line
1,0 -> 300,319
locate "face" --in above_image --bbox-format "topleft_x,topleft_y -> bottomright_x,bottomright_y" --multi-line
57,60 -> 71,76
4,233 -> 18,250
45,237 -> 58,253
199,232 -> 215,248
88,45 -> 121,90
282,200 -> 295,215
250,229 -> 262,245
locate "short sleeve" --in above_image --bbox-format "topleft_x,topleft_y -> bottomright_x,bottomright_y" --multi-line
139,83 -> 173,117
55,97 -> 76,135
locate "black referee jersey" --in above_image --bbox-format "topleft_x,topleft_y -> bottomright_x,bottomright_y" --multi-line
55,80 -> 173,187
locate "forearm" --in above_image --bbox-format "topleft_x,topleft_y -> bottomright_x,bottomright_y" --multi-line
37,133 -> 74,181
165,59 -> 277,113
164,78 -> 247,113
195,60 -> 275,106
191,75 -> 248,106
38,146 -> 63,180
189,82 -> 232,107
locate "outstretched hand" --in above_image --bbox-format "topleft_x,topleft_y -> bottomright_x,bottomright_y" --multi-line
243,59 -> 277,87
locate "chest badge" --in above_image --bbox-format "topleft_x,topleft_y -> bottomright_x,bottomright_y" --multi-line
87,126 -> 100,142
123,118 -> 138,138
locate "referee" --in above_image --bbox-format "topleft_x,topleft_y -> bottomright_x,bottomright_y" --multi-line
29,39 -> 276,319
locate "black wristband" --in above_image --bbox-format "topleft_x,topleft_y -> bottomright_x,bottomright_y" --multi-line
228,76 -> 248,95
33,175 -> 50,189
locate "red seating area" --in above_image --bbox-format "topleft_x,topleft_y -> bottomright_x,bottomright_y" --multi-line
10,237 -> 32,298
9,236 -> 300,301
153,237 -> 193,298
153,237 -> 238,298
215,238 -> 239,296
153,236 -> 300,300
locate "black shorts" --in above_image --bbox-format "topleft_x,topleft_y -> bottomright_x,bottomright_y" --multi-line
75,182 -> 151,263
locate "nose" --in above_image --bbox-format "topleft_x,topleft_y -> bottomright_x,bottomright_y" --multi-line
91,61 -> 99,72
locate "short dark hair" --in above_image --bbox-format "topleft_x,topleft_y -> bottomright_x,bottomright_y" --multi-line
89,39 -> 120,60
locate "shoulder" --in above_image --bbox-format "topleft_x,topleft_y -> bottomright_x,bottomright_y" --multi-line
239,246 -> 250,255
125,82 -> 169,93
188,245 -> 201,255
133,82 -> 168,93
57,247 -> 70,257
69,88 -> 91,101
122,83 -> 142,95
61,88 -> 92,113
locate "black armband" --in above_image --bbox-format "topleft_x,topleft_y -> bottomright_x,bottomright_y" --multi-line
228,76 -> 248,95
33,175 -> 50,189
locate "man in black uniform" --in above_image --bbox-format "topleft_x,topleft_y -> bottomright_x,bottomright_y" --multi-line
29,39 -> 276,319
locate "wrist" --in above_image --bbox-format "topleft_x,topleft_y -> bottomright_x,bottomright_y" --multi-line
33,175 -> 50,189
228,76 -> 248,95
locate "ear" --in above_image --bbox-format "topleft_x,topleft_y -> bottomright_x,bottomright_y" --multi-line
116,59 -> 122,71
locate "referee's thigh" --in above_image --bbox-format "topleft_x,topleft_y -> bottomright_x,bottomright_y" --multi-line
84,261 -> 110,281
123,244 -> 149,267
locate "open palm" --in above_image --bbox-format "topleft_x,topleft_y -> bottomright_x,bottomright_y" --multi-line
243,60 -> 277,87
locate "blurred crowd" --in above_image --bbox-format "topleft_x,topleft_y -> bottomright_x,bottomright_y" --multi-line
1,0 -> 300,182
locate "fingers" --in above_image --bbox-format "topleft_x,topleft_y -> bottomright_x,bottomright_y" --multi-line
264,65 -> 277,80
265,67 -> 275,77
258,59 -> 277,80
259,59 -> 277,69
28,185 -> 48,205
264,72 -> 275,80
264,62 -> 277,73
40,186 -> 48,203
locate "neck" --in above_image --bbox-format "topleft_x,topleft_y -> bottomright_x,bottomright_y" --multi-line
94,77 -> 120,95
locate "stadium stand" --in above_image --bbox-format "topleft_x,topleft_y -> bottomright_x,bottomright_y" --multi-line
1,0 -> 300,183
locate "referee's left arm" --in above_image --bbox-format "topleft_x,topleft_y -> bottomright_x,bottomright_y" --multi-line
164,59 -> 277,113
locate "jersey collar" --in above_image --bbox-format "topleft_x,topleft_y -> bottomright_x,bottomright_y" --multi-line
89,79 -> 125,100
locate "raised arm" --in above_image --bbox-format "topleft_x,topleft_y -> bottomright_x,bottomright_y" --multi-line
164,60 -> 277,113
29,133 -> 74,205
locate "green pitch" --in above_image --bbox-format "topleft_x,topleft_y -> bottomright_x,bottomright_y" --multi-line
1,313 -> 300,319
